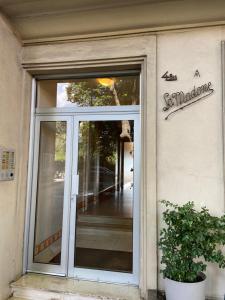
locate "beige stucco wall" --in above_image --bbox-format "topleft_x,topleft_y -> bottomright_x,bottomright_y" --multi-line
0,6 -> 225,299
0,13 -> 30,300
157,26 -> 225,299
1,1 -> 225,298
18,26 -> 225,299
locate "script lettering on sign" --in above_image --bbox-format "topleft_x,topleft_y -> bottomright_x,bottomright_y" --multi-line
163,82 -> 214,120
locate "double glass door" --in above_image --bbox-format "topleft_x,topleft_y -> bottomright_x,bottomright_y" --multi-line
28,113 -> 140,284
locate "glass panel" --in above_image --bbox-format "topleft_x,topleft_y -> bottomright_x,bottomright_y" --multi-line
75,120 -> 134,273
33,121 -> 67,265
36,75 -> 139,108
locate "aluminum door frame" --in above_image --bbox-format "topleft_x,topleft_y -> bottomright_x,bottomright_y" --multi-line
27,115 -> 73,276
68,112 -> 140,285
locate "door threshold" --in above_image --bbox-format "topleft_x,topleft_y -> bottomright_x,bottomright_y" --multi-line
11,273 -> 141,300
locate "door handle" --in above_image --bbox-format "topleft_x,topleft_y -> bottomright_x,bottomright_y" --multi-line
71,193 -> 76,202
72,174 -> 79,196
75,174 -> 79,195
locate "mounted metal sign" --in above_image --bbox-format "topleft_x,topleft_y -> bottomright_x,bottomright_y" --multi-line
163,82 -> 214,120
161,71 -> 178,82
194,70 -> 201,78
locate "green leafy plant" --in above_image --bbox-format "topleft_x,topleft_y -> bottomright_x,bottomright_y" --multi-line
159,200 -> 225,283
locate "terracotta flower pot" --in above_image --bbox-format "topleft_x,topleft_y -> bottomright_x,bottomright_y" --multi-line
165,274 -> 206,300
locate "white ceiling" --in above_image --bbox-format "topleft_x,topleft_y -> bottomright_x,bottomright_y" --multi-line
1,0 -> 225,44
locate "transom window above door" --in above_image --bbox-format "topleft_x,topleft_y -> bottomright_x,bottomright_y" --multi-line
36,74 -> 140,108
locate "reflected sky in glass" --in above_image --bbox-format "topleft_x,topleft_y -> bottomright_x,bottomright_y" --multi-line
56,83 -> 77,107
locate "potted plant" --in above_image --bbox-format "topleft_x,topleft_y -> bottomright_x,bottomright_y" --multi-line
159,200 -> 225,300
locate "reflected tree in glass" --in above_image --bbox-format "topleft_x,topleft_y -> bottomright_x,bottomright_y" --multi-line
66,76 -> 138,141
66,76 -> 139,107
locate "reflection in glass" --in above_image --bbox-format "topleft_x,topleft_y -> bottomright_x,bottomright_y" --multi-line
36,75 -> 139,108
75,120 -> 134,273
33,121 -> 67,265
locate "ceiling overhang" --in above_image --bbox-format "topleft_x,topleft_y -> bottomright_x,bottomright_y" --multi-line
1,0 -> 225,44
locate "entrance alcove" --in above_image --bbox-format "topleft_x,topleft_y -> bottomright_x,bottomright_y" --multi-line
17,34 -> 157,300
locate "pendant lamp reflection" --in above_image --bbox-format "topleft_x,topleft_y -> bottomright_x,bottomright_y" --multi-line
97,77 -> 131,141
97,78 -> 115,87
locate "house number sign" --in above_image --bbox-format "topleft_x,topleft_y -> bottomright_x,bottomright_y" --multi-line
163,81 -> 214,120
161,71 -> 178,81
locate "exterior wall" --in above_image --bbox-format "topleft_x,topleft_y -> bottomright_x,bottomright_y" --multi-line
0,13 -> 30,300
0,21 -> 225,299
13,25 -> 225,300
157,26 -> 225,299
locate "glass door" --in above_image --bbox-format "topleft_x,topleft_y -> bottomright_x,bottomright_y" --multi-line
68,114 -> 140,284
27,114 -> 139,283
27,116 -> 72,275
27,72 -> 140,282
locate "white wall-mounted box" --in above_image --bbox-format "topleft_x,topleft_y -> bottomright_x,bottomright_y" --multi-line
0,147 -> 15,181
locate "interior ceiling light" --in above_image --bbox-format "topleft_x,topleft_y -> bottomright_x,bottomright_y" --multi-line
97,78 -> 114,87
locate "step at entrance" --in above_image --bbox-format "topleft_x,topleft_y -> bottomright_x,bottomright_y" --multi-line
10,274 -> 141,300
76,215 -> 133,253
77,215 -> 132,228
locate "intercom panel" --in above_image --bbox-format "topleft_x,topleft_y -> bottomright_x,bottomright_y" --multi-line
0,147 -> 15,181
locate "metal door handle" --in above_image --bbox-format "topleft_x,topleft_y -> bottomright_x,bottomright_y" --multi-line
72,174 -> 79,196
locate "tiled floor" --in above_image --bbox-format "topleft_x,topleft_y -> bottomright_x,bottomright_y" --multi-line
151,293 -> 211,300
50,188 -> 134,271
83,187 -> 133,218
74,188 -> 134,272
